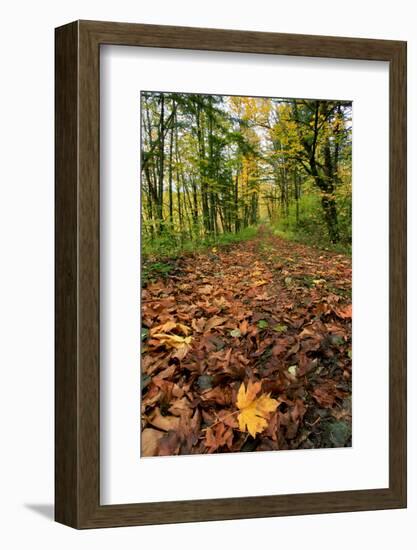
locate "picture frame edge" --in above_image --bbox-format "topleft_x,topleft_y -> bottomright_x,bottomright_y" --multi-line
55,20 -> 407,529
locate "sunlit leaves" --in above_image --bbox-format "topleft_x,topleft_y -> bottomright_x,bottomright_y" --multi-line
150,321 -> 193,359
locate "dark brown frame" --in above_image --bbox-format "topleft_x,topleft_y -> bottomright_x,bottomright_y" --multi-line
55,20 -> 407,529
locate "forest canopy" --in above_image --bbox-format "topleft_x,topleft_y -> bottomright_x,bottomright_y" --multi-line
141,91 -> 352,255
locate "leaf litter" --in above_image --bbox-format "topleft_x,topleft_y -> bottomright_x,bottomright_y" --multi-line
141,228 -> 352,456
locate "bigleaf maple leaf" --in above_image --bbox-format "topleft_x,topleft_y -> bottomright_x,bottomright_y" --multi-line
236,380 -> 278,438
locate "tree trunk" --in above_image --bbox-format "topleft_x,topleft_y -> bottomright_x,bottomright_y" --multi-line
321,194 -> 339,243
157,94 -> 165,233
234,171 -> 240,233
168,108 -> 175,230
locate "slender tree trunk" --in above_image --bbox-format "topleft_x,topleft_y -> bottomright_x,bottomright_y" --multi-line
174,123 -> 183,239
191,179 -> 198,230
294,169 -> 300,226
196,104 -> 210,235
168,105 -> 175,229
157,94 -> 165,233
234,171 -> 240,233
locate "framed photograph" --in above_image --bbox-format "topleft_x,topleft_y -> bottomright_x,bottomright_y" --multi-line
55,20 -> 406,528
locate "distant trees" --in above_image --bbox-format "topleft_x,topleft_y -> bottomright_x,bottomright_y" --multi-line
141,92 -> 352,249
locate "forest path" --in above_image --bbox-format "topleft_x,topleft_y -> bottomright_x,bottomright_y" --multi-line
141,227 -> 352,455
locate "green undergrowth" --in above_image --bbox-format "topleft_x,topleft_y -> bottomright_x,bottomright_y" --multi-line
142,225 -> 258,259
269,193 -> 351,256
271,226 -> 351,256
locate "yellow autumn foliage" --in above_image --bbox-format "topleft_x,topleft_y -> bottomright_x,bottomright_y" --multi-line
236,380 -> 278,438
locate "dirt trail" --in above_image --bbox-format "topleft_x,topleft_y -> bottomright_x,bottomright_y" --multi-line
141,228 -> 352,456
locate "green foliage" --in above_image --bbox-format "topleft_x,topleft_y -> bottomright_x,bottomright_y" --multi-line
271,191 -> 351,255
142,260 -> 176,285
273,324 -> 287,333
141,91 -> 352,256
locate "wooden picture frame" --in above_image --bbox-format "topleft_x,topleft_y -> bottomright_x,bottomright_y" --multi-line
55,20 -> 407,528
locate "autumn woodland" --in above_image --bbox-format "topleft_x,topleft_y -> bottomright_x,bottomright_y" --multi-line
140,92 -> 352,457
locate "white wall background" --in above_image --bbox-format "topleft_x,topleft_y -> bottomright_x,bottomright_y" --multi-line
0,0 -> 414,547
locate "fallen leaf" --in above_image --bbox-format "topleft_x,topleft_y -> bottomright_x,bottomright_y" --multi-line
172,342 -> 192,360
291,398 -> 306,423
151,333 -> 192,349
287,341 -> 300,355
205,316 -> 228,331
153,364 -> 177,380
201,386 -> 232,406
198,284 -> 213,295
168,397 -> 192,417
272,341 -> 288,356
334,304 -> 352,319
151,332 -> 193,359
236,381 -> 278,437
312,387 -> 336,408
141,428 -> 164,457
151,320 -> 177,333
148,408 -> 180,431
254,292 -> 271,301
204,423 -> 233,452
218,409 -> 239,428
253,279 -> 268,287
158,431 -> 180,456
151,321 -> 191,336
239,319 -> 249,335
192,317 -> 206,333
299,327 -> 316,339
288,365 -> 297,377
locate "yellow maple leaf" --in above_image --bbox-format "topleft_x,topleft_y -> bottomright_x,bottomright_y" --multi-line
151,332 -> 193,360
151,322 -> 190,336
236,381 -> 278,438
151,333 -> 192,349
